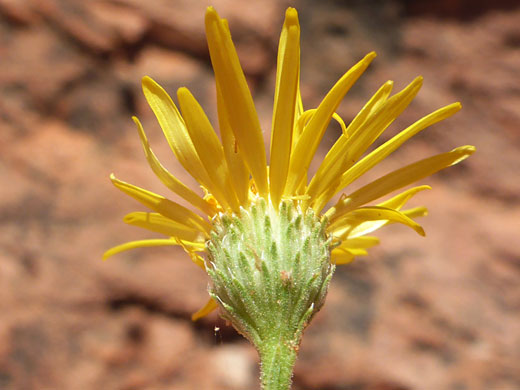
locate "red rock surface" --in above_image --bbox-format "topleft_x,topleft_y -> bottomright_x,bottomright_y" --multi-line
1,1 -> 519,389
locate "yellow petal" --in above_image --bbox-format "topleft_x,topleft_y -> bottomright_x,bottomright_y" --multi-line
289,108 -> 318,195
353,211 -> 427,238
291,108 -> 348,157
287,112 -> 348,205
295,78 -> 304,122
377,185 -> 431,209
330,247 -> 357,265
133,116 -> 215,216
217,80 -> 249,206
205,7 -> 268,196
284,52 -> 376,196
177,87 -> 240,212
336,220 -> 384,239
292,109 -> 314,151
141,76 -> 213,189
356,207 -> 428,239
341,247 -> 368,256
331,102 -> 461,205
110,174 -> 212,233
274,8 -> 300,104
191,298 -> 218,321
331,236 -> 381,265
350,81 -> 395,129
176,238 -> 206,269
124,212 -> 206,242
326,145 -> 476,221
335,76 -> 423,172
331,186 -> 430,238
341,236 -> 380,249
307,81 -> 394,210
348,206 -> 429,239
402,206 -> 428,219
311,77 -> 423,212
330,206 -> 425,239
270,8 -> 300,206
103,239 -> 205,261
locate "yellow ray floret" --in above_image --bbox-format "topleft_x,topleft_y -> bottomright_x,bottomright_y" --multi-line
308,77 -> 424,212
110,174 -> 212,234
192,298 -> 219,321
330,185 -> 430,239
284,51 -> 377,195
103,239 -> 205,261
326,145 -> 475,222
133,116 -> 215,216
123,212 -> 206,243
142,77 -> 215,193
326,102 -> 462,209
177,87 -> 240,212
205,7 -> 268,196
269,8 -> 300,206
330,206 -> 425,241
306,80 -> 395,209
216,80 -> 250,206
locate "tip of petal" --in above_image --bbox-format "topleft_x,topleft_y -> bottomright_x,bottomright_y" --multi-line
451,145 -> 476,164
177,86 -> 191,100
413,75 -> 424,86
441,102 -> 462,116
365,51 -> 377,61
141,76 -> 163,96
416,225 -> 426,237
205,6 -> 220,24
132,116 -> 148,143
191,310 -> 207,322
417,185 -> 432,192
109,174 -> 126,190
141,75 -> 154,86
191,298 -> 218,321
285,7 -> 299,26
122,214 -> 133,224
142,76 -> 168,96
403,206 -> 429,219
379,80 -> 394,95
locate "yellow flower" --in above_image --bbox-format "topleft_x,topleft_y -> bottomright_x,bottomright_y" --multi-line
104,7 -> 474,322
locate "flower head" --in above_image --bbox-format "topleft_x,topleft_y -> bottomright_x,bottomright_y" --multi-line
105,7 -> 474,331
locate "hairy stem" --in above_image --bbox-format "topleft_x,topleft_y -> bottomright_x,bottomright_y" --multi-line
259,338 -> 299,390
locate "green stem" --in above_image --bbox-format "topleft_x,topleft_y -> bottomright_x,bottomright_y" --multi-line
259,339 -> 299,390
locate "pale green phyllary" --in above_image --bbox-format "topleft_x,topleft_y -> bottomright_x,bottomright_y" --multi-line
208,199 -> 333,388
105,7 -> 474,390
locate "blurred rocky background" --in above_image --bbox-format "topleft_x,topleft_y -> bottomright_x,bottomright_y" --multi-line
1,0 -> 519,389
